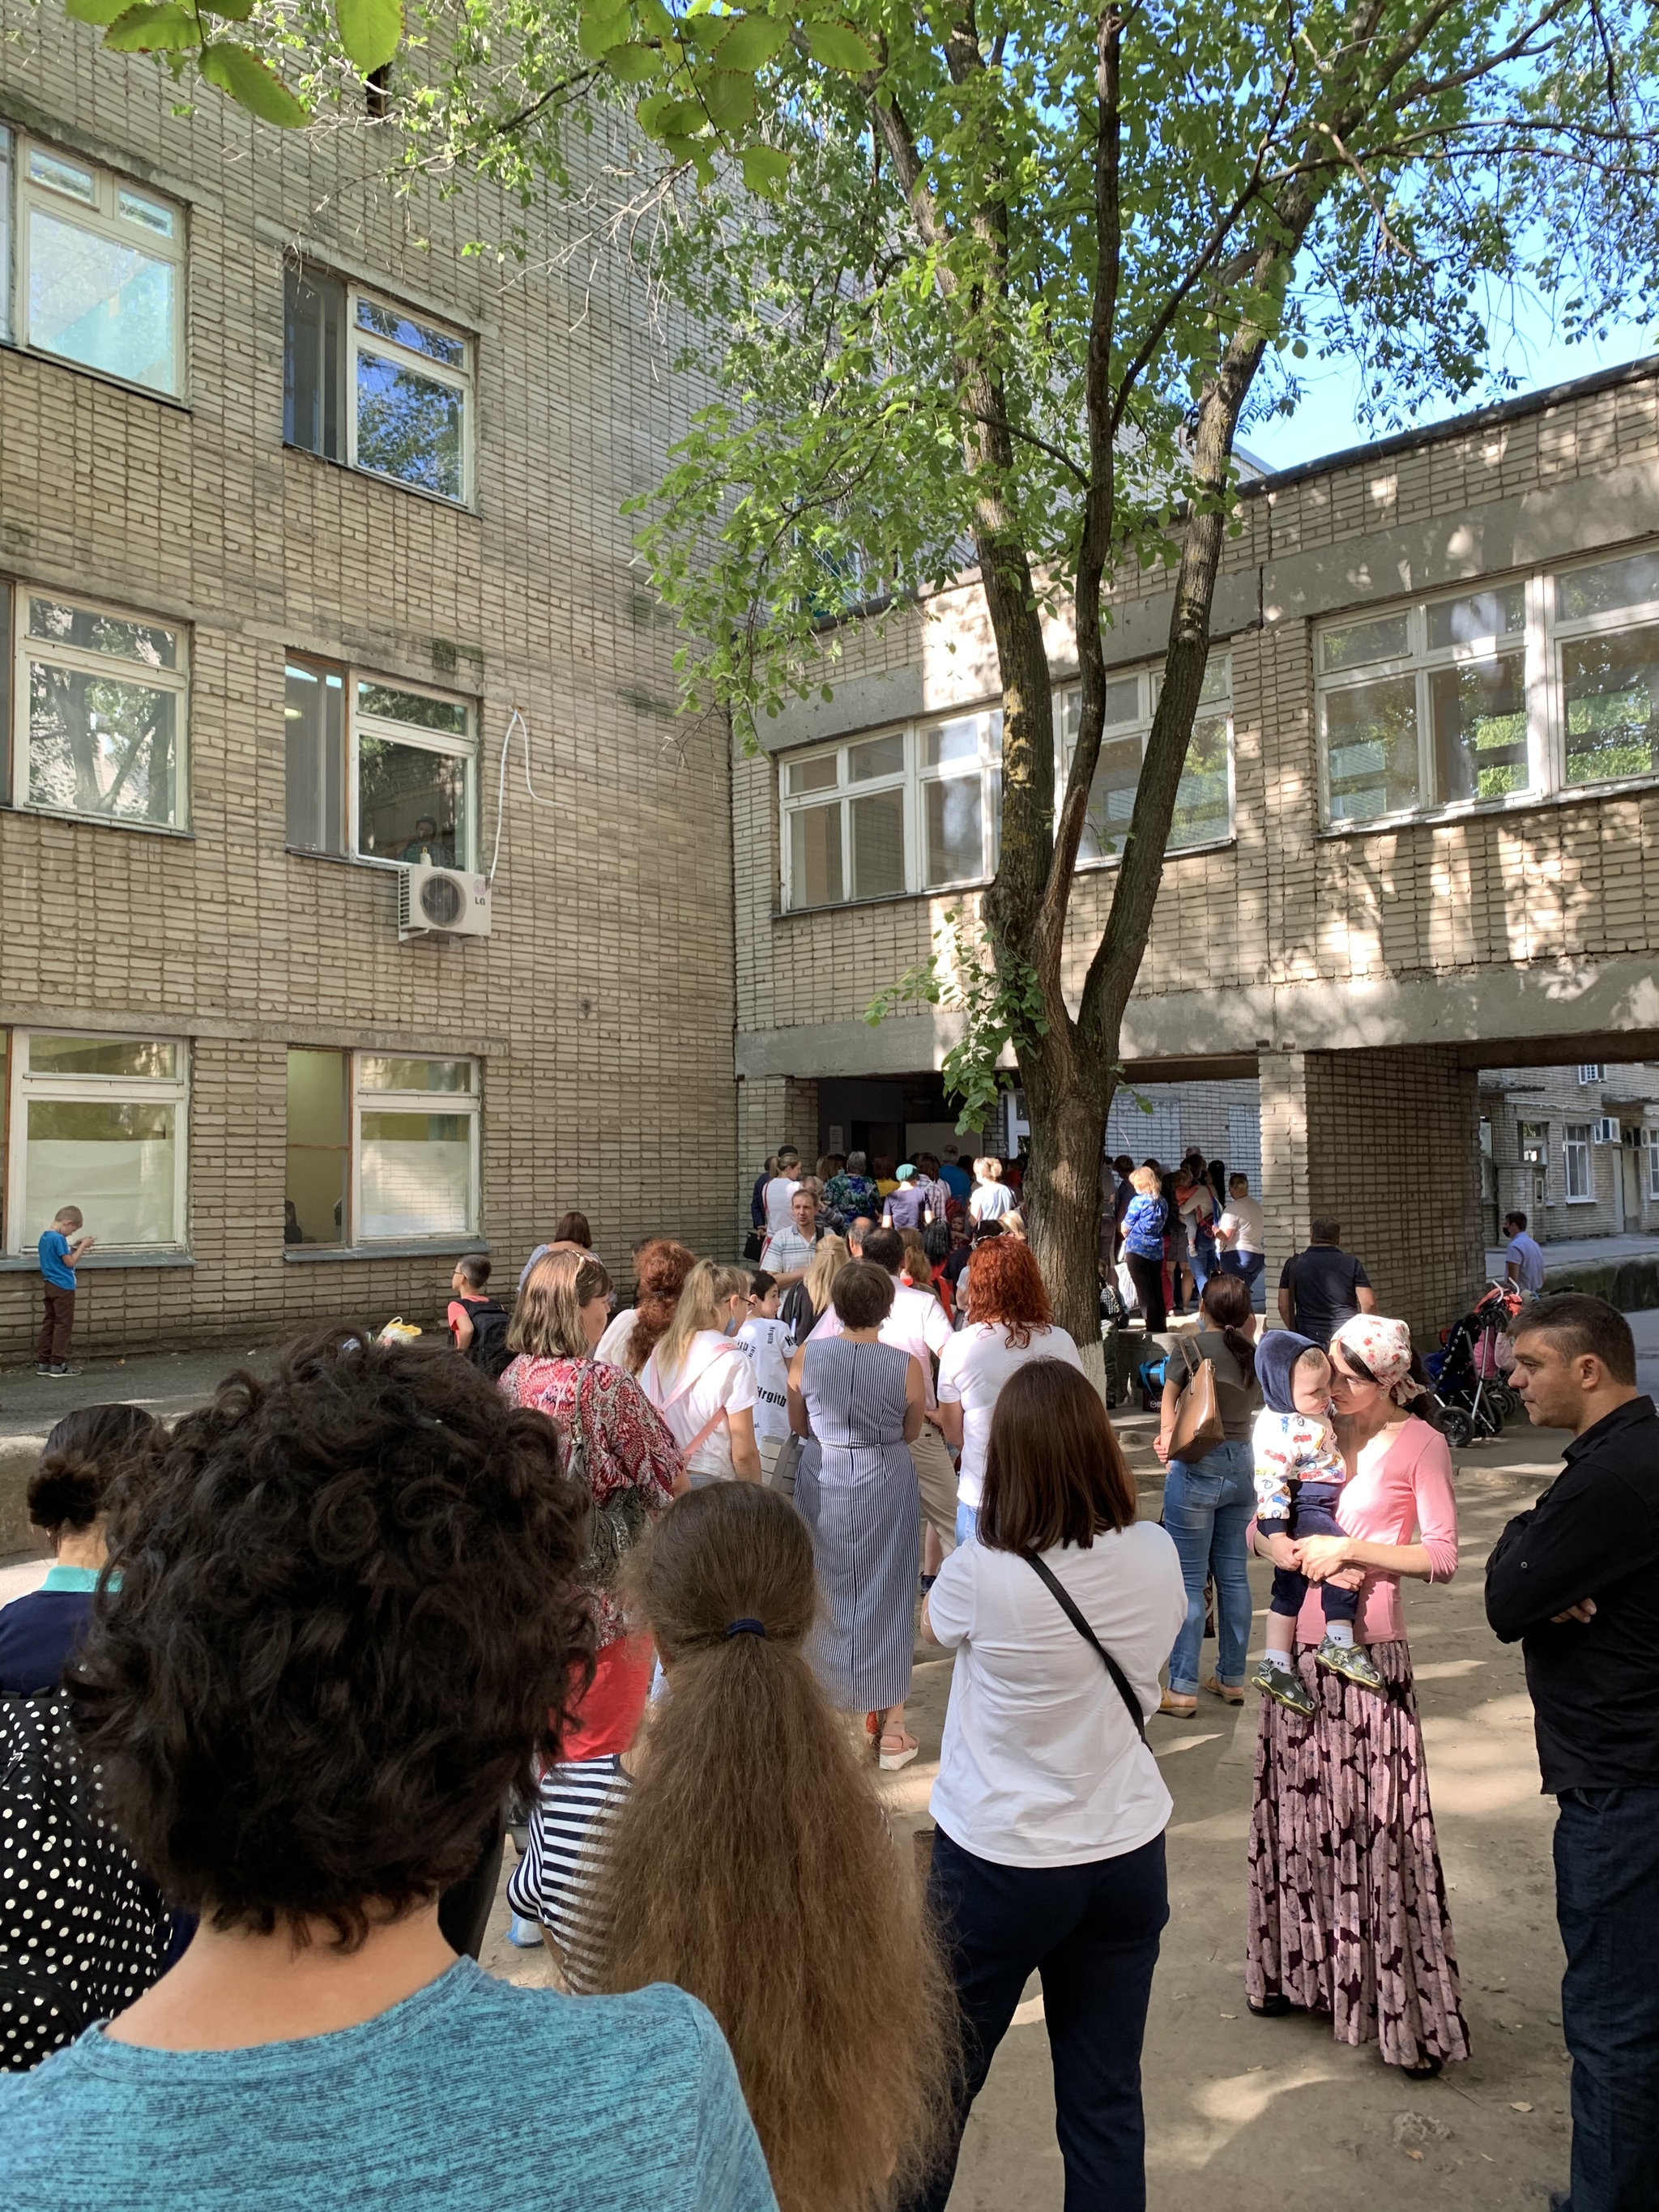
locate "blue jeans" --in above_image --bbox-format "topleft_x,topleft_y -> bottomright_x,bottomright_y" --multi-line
1554,1785 -> 1659,2211
1218,1250 -> 1265,1306
902,1829 -> 1167,2212
956,1499 -> 977,1547
1161,1440 -> 1254,1694
1189,1238 -> 1215,1295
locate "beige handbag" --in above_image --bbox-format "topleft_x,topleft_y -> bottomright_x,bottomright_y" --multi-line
1168,1336 -> 1226,1459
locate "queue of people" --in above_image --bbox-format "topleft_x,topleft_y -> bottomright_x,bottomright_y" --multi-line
0,1153 -> 1653,2212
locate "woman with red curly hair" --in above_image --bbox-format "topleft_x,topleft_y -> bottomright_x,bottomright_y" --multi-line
594,1238 -> 697,1373
935,1239 -> 1088,1545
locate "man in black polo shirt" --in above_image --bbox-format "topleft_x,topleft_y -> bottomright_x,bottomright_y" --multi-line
1486,1294 -> 1659,2212
1276,1216 -> 1375,1346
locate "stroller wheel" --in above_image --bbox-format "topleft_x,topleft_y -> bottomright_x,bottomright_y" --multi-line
1440,1407 -> 1473,1450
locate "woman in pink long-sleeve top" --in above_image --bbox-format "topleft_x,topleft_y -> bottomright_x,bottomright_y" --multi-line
1246,1313 -> 1471,2075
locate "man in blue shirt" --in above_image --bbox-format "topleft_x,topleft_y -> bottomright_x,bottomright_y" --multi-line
1503,1210 -> 1546,1296
36,1204 -> 95,1376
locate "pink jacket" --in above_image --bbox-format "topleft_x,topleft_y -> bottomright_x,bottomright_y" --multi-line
1290,1414 -> 1459,1646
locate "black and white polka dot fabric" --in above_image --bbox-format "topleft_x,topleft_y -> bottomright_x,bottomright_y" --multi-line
1,1689 -> 170,2070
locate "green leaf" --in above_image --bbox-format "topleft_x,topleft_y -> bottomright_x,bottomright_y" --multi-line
700,67 -> 755,132
714,11 -> 788,70
805,19 -> 874,74
65,0 -> 139,24
739,143 -> 791,194
197,0 -> 254,19
577,0 -> 630,58
636,91 -> 705,139
335,0 -> 401,73
685,13 -> 726,49
634,0 -> 676,40
602,39 -> 663,79
104,4 -> 202,51
198,40 -> 309,124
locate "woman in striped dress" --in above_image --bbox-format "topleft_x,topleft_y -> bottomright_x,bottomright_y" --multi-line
787,1260 -> 926,1771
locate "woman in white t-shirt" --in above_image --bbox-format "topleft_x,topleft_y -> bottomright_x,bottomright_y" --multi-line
935,1237 -> 1085,1545
966,1156 -> 1014,1225
640,1261 -> 761,1485
917,1359 -> 1184,2212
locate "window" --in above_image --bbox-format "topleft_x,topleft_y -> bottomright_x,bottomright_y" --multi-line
285,1050 -> 480,1247
1577,1063 -> 1605,1085
1647,1126 -> 1659,1203
921,712 -> 1000,889
3,128 -> 185,394
1518,1119 -> 1550,1208
1563,1123 -> 1593,1203
284,266 -> 473,505
11,586 -> 187,828
1060,656 -> 1235,863
6,1031 -> 189,1251
285,658 -> 475,866
1556,549 -> 1659,788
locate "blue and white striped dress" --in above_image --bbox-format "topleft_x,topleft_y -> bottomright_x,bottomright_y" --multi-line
795,1335 -> 919,1711
506,1754 -> 630,1989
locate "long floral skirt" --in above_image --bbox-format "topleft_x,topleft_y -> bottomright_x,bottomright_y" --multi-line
1246,1639 -> 1470,2069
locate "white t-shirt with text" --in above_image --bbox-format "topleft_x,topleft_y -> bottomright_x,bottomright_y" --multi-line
641,1331 -> 758,1480
936,1323 -> 1085,1510
927,1522 -> 1185,1866
813,1276 -> 953,1408
734,1317 -> 794,1441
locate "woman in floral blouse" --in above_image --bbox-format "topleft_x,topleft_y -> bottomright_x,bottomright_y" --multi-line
821,1149 -> 880,1234
501,1250 -> 686,1756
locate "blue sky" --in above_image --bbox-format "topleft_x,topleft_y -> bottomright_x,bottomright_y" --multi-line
1240,296 -> 1659,474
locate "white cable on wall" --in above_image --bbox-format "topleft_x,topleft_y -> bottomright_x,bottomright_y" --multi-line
488,704 -> 557,885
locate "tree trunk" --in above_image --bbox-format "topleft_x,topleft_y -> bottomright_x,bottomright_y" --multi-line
1018,1041 -> 1110,1388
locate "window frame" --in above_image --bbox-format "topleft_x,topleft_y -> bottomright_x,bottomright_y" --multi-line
1577,1063 -> 1605,1085
352,1055 -> 481,1248
778,722 -> 914,912
1517,1118 -> 1550,1207
10,582 -> 190,832
5,1028 -> 190,1254
1646,1125 -> 1659,1204
1058,654 -> 1236,870
1563,1123 -> 1593,1204
7,127 -> 187,399
285,653 -> 477,871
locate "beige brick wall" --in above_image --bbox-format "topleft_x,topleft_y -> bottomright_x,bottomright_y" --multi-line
0,21 -> 738,1356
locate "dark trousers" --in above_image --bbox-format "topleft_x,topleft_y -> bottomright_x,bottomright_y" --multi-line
1261,1484 -> 1359,1624
437,1822 -> 505,1962
1555,1786 -> 1659,2212
903,1828 -> 1168,2212
36,1287 -> 75,1365
1124,1252 -> 1166,1332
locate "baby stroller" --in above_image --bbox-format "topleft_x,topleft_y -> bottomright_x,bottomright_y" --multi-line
1426,1281 -> 1524,1447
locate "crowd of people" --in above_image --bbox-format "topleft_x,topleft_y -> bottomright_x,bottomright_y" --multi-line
0,1143 -> 1654,2212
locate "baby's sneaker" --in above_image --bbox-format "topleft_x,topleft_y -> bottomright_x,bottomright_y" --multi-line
1316,1637 -> 1384,1691
1252,1657 -> 1315,1719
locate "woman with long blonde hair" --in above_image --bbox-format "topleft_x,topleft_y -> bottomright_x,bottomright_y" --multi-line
641,1259 -> 762,1484
586,1485 -> 954,2212
783,1230 -> 849,1340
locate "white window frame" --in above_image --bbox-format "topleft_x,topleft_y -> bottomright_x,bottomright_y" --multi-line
6,1029 -> 190,1254
285,655 -> 477,869
1517,1119 -> 1550,1207
11,583 -> 190,831
347,287 -> 474,508
1058,654 -> 1235,868
351,1055 -> 480,1247
1563,1123 -> 1593,1204
918,709 -> 1002,893
1578,1063 -> 1605,1085
1315,539 -> 1659,831
1646,1125 -> 1659,1203
8,127 -> 186,397
775,722 -> 921,913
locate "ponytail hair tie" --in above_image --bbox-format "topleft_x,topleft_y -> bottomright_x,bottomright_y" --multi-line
725,1617 -> 767,1639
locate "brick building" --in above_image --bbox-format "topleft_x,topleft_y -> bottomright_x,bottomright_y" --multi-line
734,359 -> 1659,1338
1479,1060 -> 1659,1244
0,23 -> 736,1358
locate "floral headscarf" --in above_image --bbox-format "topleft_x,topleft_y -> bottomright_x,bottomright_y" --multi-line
1331,1314 -> 1425,1404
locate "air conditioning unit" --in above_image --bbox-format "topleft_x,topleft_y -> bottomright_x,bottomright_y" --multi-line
1591,1116 -> 1620,1145
398,863 -> 493,941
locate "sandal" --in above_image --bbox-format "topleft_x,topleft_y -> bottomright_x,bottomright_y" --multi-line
1158,1690 -> 1198,1718
879,1731 -> 920,1772
1201,1674 -> 1245,1706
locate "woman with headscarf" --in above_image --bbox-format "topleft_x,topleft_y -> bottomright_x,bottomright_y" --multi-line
1244,1313 -> 1469,2076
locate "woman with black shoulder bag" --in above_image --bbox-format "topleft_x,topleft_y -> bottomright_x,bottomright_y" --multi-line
1153,1270 -> 1262,1717
906,1359 -> 1184,2212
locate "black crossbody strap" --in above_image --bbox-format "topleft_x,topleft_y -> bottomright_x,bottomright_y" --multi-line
1023,1553 -> 1146,1742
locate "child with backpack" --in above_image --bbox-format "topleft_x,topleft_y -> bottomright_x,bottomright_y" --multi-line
448,1255 -> 512,1377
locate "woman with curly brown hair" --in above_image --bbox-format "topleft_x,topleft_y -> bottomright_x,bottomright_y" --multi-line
580,1484 -> 954,2212
0,1332 -> 774,2211
595,1238 -> 697,1372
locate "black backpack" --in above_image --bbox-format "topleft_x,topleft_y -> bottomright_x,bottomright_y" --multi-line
464,1298 -> 514,1379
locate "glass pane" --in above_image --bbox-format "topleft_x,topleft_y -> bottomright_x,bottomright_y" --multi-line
29,595 -> 176,671
1324,675 -> 1420,821
358,1057 -> 473,1093
117,190 -> 173,238
28,207 -> 176,394
354,347 -> 464,500
284,266 -> 343,460
28,148 -> 94,202
788,801 -> 842,906
1170,715 -> 1230,848
1102,676 -> 1141,727
1556,551 -> 1659,624
923,716 -> 980,769
356,682 -> 468,736
355,296 -> 467,368
851,788 -> 906,897
1199,656 -> 1231,705
28,660 -> 177,824
848,732 -> 904,781
25,1097 -> 175,1246
285,663 -> 345,853
285,1051 -> 348,1247
28,1035 -> 176,1078
360,1112 -> 475,1239
925,774 -> 983,884
1427,584 -> 1525,651
787,753 -> 836,795
1320,612 -> 1410,673
357,735 -> 469,863
1430,653 -> 1529,803
1080,735 -> 1143,862
1562,622 -> 1659,786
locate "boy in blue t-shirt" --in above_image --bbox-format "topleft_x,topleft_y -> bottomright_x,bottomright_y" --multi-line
36,1204 -> 95,1375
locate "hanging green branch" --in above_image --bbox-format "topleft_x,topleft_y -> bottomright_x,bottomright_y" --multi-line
865,909 -> 1049,1137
